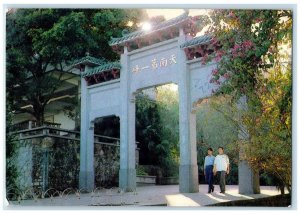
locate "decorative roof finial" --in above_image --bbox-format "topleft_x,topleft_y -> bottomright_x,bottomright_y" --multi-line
85,52 -> 90,56
184,9 -> 190,15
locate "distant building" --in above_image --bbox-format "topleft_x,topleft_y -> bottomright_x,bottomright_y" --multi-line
12,65 -> 81,131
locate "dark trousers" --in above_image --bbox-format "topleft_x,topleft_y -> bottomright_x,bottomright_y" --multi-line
217,171 -> 226,193
205,165 -> 214,192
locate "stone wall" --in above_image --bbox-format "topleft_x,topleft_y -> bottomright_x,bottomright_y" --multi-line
94,144 -> 120,187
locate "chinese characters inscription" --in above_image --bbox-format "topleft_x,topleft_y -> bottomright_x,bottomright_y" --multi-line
132,54 -> 177,73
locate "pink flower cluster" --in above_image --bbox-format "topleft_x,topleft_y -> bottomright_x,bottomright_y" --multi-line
210,68 -> 231,85
228,11 -> 236,18
223,72 -> 230,79
232,44 -> 243,58
209,78 -> 221,85
214,50 -> 225,62
242,40 -> 253,48
212,68 -> 218,75
231,40 -> 254,59
255,18 -> 263,23
210,69 -> 222,85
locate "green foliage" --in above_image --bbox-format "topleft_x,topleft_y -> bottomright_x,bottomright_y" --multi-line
206,10 -> 292,98
205,10 -> 292,191
243,66 -> 292,192
195,98 -> 239,184
135,94 -> 164,166
6,9 -> 147,125
136,165 -> 149,176
136,87 -> 180,177
156,86 -> 180,177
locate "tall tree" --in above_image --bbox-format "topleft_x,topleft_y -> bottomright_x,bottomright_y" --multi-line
6,9 -> 147,125
205,10 -> 292,192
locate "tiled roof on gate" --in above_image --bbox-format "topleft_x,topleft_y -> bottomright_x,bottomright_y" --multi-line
71,55 -> 106,68
180,34 -> 212,49
81,61 -> 121,77
109,10 -> 190,46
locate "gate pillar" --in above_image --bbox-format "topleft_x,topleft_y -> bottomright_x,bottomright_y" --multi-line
79,69 -> 95,191
119,47 -> 136,192
178,29 -> 199,193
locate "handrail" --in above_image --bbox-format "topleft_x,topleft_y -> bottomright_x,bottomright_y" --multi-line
11,125 -> 139,144
94,134 -> 119,141
12,120 -> 62,131
11,126 -> 80,135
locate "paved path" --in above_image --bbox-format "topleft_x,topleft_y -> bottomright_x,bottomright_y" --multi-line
7,185 -> 282,207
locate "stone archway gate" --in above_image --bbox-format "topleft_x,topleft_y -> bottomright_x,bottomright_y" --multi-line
73,11 -> 259,194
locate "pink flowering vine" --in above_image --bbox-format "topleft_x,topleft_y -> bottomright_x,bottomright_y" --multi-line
212,68 -> 218,76
215,50 -> 225,62
231,40 -> 255,59
223,72 -> 230,79
228,11 -> 236,18
201,54 -> 209,65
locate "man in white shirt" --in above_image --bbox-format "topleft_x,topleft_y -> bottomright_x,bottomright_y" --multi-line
213,146 -> 230,193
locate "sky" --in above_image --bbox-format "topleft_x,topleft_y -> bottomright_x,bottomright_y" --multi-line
146,9 -> 209,20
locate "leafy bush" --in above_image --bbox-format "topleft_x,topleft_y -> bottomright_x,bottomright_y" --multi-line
136,165 -> 148,176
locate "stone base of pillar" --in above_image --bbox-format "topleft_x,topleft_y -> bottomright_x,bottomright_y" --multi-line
119,168 -> 136,192
179,164 -> 199,193
238,160 -> 260,194
79,170 -> 94,192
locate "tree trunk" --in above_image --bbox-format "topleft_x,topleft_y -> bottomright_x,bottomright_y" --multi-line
34,104 -> 45,127
280,185 -> 285,195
